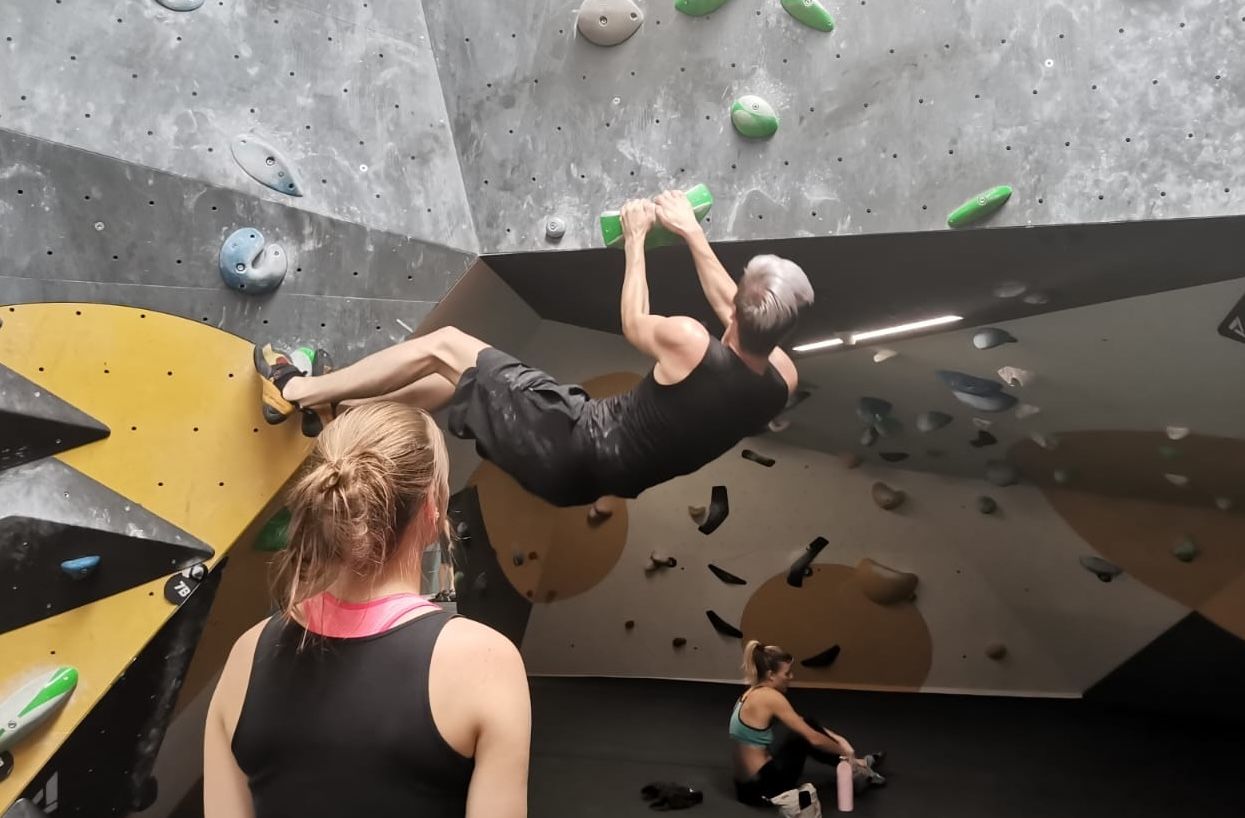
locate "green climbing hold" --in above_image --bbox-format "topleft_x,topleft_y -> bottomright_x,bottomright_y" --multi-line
675,0 -> 731,15
780,0 -> 835,31
947,185 -> 1012,228
600,183 -> 714,249
254,507 -> 291,552
1172,537 -> 1198,563
731,95 -> 779,139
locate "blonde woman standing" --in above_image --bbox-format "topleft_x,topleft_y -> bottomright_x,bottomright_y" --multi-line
204,402 -> 530,818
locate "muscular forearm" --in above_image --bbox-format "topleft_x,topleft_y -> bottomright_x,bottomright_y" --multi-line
685,230 -> 737,325
620,236 -> 651,333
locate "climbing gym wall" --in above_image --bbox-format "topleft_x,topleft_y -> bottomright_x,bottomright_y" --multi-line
424,0 -> 1245,252
456,277 -> 1245,709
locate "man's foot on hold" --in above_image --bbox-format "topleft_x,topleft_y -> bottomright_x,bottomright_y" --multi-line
253,343 -> 304,425
299,348 -> 337,438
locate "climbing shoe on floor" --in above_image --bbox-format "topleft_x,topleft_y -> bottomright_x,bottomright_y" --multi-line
298,347 -> 337,438
253,343 -> 303,425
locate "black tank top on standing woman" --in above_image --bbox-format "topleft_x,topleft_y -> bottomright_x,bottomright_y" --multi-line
231,610 -> 474,818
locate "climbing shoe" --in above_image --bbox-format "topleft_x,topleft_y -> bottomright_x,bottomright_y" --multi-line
299,347 -> 337,438
252,343 -> 303,425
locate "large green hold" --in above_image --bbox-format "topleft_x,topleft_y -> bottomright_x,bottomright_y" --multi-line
255,507 -> 291,552
731,95 -> 779,139
947,185 -> 1013,227
600,183 -> 714,248
675,0 -> 731,15
781,0 -> 835,32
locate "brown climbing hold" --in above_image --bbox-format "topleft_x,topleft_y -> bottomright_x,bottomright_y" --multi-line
985,643 -> 1008,660
841,452 -> 862,469
672,637 -> 687,648
528,551 -> 539,561
854,558 -> 919,605
871,482 -> 906,511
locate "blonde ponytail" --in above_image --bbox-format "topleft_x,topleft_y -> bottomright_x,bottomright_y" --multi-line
741,640 -> 793,685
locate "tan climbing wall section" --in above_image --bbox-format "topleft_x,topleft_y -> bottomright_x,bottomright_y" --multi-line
0,303 -> 310,804
469,372 -> 639,602
740,564 -> 933,691
1013,433 -> 1245,640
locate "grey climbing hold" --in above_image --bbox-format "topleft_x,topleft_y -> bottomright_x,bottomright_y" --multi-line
1172,537 -> 1198,563
675,0 -> 731,15
977,496 -> 998,514
219,228 -> 288,295
1166,426 -> 1190,441
741,449 -> 775,467
973,328 -> 1016,350
871,482 -> 905,511
730,95 -> 780,139
694,485 -> 729,534
231,134 -> 305,197
1080,555 -> 1122,582
60,555 -> 100,579
985,460 -> 1019,487
455,521 -> 470,539
985,643 -> 1008,661
767,417 -> 791,433
472,572 -> 488,593
879,452 -> 909,463
1053,468 -> 1073,485
708,564 -> 747,585
860,425 -> 879,447
787,536 -> 829,588
1215,496 -> 1234,511
916,411 -> 953,433
970,430 -> 998,448
997,366 -> 1035,388
872,348 -> 898,363
1030,432 -> 1059,450
576,0 -> 645,46
1015,403 -> 1042,420
800,644 -> 841,668
1023,291 -> 1051,305
155,0 -> 204,10
545,217 -> 567,241
993,282 -> 1027,299
1164,473 -> 1190,488
972,418 -> 993,430
856,397 -> 893,423
953,390 -> 1018,413
706,610 -> 743,638
936,370 -> 1005,396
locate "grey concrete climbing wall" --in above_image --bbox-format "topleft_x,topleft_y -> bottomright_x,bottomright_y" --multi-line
425,0 -> 1245,252
0,0 -> 476,250
0,129 -> 472,360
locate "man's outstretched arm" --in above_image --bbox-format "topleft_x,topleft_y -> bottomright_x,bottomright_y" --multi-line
619,199 -> 707,365
655,190 -> 736,328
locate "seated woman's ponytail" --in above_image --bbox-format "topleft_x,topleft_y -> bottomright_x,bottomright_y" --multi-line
741,640 -> 793,685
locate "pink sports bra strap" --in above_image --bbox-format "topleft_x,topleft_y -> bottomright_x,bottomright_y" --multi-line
302,592 -> 440,639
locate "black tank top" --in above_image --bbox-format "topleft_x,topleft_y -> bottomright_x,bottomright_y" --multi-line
231,610 -> 474,818
574,336 -> 789,499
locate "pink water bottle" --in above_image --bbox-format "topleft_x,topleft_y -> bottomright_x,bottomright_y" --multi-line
836,758 -> 854,812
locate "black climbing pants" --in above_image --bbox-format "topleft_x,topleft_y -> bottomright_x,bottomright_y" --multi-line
734,717 -> 841,806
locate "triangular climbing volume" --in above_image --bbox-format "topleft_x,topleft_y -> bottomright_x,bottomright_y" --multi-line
0,363 -> 110,474
0,459 -> 214,634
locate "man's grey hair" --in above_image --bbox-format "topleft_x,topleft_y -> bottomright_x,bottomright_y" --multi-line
733,255 -> 815,355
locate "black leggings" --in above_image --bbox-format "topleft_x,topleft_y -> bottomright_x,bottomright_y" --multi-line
734,717 -> 840,806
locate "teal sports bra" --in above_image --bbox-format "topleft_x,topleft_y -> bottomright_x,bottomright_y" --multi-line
729,693 -> 773,748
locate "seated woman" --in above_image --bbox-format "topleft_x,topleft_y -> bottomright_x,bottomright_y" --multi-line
730,640 -> 885,806
204,402 -> 531,818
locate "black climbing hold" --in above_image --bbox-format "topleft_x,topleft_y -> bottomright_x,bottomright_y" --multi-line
977,496 -> 998,514
800,644 -> 841,669
512,551 -> 526,567
708,563 -> 747,585
936,370 -> 1005,396
970,430 -> 998,448
706,610 -> 744,639
672,637 -> 688,648
741,449 -> 775,467
856,396 -> 893,422
132,776 -> 159,812
1079,555 -> 1122,583
1,363 -> 110,474
879,451 -> 909,463
624,619 -> 636,630
472,572 -> 488,593
0,752 -> 15,784
787,537 -> 829,588
455,521 -> 470,538
696,485 -> 729,534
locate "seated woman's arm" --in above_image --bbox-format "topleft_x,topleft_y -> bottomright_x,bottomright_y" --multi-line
765,690 -> 855,758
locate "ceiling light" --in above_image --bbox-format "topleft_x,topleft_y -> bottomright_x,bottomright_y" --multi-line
849,315 -> 962,343
792,337 -> 845,353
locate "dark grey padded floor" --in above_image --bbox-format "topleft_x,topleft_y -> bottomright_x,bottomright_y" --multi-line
528,677 -> 1242,818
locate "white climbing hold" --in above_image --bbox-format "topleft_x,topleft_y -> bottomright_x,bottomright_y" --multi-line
972,417 -> 993,430
1022,291 -> 1050,305
1015,403 -> 1042,420
872,348 -> 898,363
1166,426 -> 1190,441
972,328 -> 1017,349
767,417 -> 791,433
1030,432 -> 1059,450
576,0 -> 645,47
993,282 -> 1027,299
1215,496 -> 1234,511
997,366 -> 1035,388
1164,473 -> 1190,487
